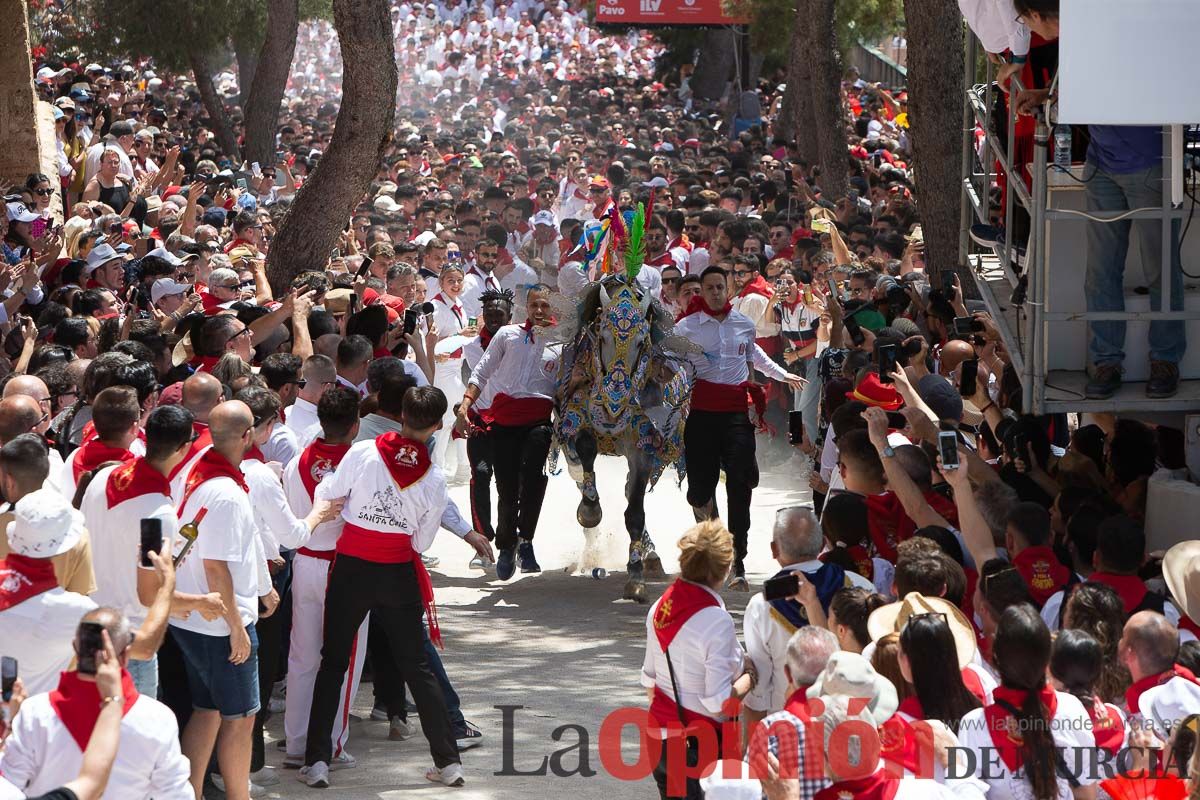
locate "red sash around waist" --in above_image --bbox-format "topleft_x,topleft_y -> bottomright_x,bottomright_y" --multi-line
337,522 -> 441,646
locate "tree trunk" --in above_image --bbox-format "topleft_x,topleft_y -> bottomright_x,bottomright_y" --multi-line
690,27 -> 736,103
266,0 -> 397,292
234,30 -> 261,105
242,0 -> 299,165
188,48 -> 240,160
804,0 -> 848,202
777,6 -> 818,163
902,0 -> 964,275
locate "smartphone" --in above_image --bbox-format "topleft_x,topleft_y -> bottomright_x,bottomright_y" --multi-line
952,316 -> 981,338
876,343 -> 898,384
356,255 -> 373,278
1,656 -> 16,702
348,293 -> 359,314
467,316 -> 478,327
960,358 -> 979,398
938,431 -> 960,470
403,307 -> 420,336
843,314 -> 865,346
236,177 -> 248,191
788,410 -> 804,446
811,218 -> 831,234
763,572 -> 801,602
1008,432 -> 1028,462
885,411 -> 908,429
139,518 -> 162,568
251,162 -> 262,178
330,248 -> 341,260
942,271 -> 956,297
76,621 -> 105,675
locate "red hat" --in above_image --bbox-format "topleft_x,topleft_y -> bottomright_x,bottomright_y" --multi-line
850,145 -> 869,160
588,175 -> 610,189
683,138 -> 701,149
846,373 -> 903,411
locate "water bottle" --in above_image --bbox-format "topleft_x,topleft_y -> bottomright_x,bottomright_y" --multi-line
1053,125 -> 1072,172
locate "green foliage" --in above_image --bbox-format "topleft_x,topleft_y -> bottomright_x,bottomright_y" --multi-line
625,203 -> 645,281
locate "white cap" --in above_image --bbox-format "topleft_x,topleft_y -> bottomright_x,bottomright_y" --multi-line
35,66 -> 72,84
532,210 -> 556,227
642,176 -> 669,189
84,63 -> 105,73
412,230 -> 439,247
151,277 -> 192,304
374,195 -> 402,214
146,245 -> 184,267
84,243 -> 122,272
5,203 -> 39,224
6,488 -> 84,558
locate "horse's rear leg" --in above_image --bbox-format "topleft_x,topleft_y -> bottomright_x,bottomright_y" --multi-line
574,430 -> 602,529
623,453 -> 663,604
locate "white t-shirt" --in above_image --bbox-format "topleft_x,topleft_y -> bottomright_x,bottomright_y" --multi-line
957,691 -> 1097,800
169,475 -> 262,636
80,461 -> 179,627
0,589 -> 97,695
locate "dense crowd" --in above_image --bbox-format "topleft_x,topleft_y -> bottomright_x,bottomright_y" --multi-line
0,0 -> 1197,799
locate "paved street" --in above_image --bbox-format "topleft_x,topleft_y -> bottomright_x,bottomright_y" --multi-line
256,443 -> 811,798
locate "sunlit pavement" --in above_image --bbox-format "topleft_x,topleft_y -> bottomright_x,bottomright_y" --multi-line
256,442 -> 811,798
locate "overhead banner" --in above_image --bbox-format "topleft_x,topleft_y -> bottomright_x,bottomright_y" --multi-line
594,0 -> 748,25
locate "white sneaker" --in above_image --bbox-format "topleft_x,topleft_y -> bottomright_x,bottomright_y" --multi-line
421,553 -> 441,568
299,762 -> 330,788
212,775 -> 265,797
330,751 -> 357,770
390,716 -> 413,740
468,554 -> 495,571
251,767 -> 280,787
426,762 -> 466,787
370,704 -> 388,721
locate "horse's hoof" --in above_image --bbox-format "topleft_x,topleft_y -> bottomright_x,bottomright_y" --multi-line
623,578 -> 648,603
642,551 -> 666,580
577,499 -> 602,528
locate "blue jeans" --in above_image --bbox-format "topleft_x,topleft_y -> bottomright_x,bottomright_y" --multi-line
1084,161 -> 1185,366
127,655 -> 158,699
793,357 -> 820,446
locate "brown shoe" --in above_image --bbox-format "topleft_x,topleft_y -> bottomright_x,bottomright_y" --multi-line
1085,363 -> 1122,399
1147,360 -> 1180,399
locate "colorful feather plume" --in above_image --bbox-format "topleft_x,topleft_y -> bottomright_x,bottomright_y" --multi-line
625,202 -> 645,281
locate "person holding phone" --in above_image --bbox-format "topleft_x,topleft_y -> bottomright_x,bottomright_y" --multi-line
674,267 -> 807,590
0,609 -> 192,800
430,265 -> 474,480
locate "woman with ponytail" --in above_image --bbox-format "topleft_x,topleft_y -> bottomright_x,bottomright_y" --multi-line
1050,630 -> 1128,760
958,604 -> 1097,800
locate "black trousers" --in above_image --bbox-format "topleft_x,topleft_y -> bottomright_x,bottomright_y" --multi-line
305,555 -> 458,769
683,410 -> 759,566
368,614 -> 403,716
490,421 -> 553,550
652,728 -> 725,800
466,431 -> 496,540
252,557 -> 293,771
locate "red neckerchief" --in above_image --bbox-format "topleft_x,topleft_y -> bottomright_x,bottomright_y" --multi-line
189,354 -> 221,372
1087,698 -> 1125,755
738,273 -> 774,301
298,438 -> 351,499
244,444 -> 266,463
434,293 -> 463,326
652,579 -> 720,651
1089,572 -> 1149,615
1125,665 -> 1200,714
897,695 -> 924,719
479,326 -> 496,351
667,234 -> 692,252
180,447 -> 248,515
198,292 -> 228,316
167,422 -> 211,481
0,553 -> 59,612
782,685 -> 813,721
71,439 -> 134,484
984,685 -> 1057,770
49,669 -> 138,750
105,457 -> 171,509
676,294 -> 731,322
815,770 -> 899,800
375,432 -> 431,488
880,713 -> 932,776
373,346 -> 392,359
1012,545 -> 1072,607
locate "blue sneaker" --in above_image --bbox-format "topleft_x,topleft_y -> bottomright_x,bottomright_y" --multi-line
517,540 -> 541,573
496,547 -> 517,581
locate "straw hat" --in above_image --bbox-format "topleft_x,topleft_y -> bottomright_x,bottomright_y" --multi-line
1163,541 -> 1200,626
867,592 -> 977,668
806,651 -> 898,726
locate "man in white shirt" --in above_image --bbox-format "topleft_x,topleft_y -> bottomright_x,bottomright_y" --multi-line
742,508 -> 872,732
674,267 -> 805,588
81,404 -> 227,697
302,387 -> 467,789
284,355 -> 338,437
170,401 -> 273,800
461,240 -> 503,319
0,608 -> 193,800
336,336 -> 372,397
457,286 -> 559,581
0,467 -> 98,696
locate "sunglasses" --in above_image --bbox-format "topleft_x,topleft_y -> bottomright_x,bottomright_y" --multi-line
34,188 -> 53,197
662,277 -> 681,285
733,269 -> 755,277
286,379 -> 308,389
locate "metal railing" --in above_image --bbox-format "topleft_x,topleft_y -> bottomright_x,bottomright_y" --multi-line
957,30 -> 1197,413
848,42 -> 907,88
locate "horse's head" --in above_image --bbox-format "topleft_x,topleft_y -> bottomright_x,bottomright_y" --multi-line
591,276 -> 653,421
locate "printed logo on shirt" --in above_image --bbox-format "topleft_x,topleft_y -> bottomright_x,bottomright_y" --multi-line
0,570 -> 33,594
357,484 -> 412,529
112,461 -> 136,491
309,457 -> 337,484
394,443 -> 422,468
